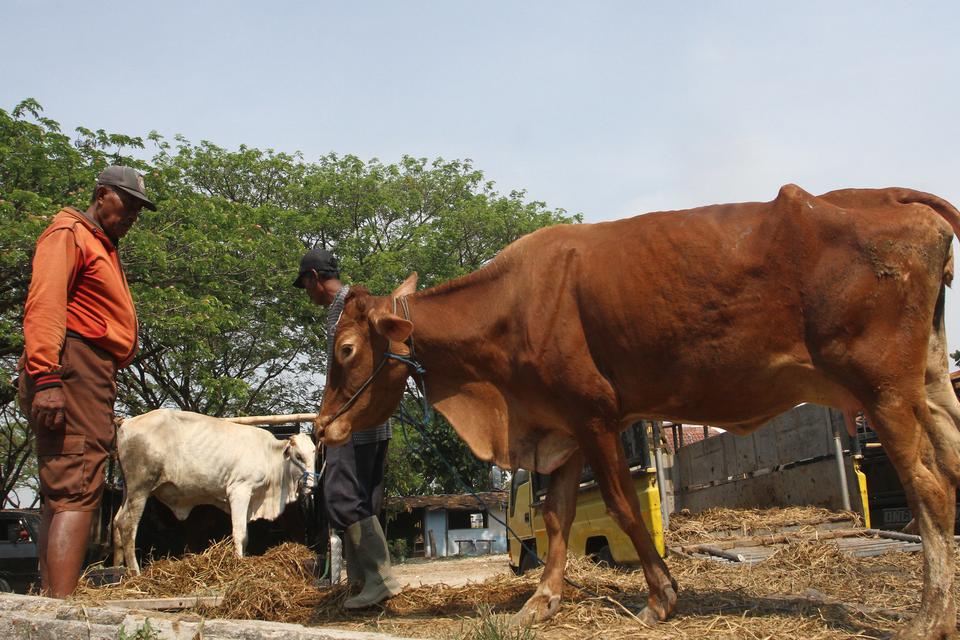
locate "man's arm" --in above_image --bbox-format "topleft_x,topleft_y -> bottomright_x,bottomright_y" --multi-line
22,228 -> 81,429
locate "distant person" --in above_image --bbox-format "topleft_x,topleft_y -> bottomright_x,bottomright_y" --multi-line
18,166 -> 155,597
294,248 -> 401,608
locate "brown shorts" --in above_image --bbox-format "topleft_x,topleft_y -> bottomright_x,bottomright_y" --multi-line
19,336 -> 118,513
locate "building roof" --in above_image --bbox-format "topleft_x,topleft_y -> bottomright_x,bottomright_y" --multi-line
660,424 -> 725,453
385,491 -> 508,512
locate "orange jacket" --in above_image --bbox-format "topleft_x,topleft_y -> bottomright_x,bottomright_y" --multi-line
22,208 -> 138,387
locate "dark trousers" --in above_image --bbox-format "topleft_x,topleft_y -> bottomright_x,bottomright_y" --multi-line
323,438 -> 389,530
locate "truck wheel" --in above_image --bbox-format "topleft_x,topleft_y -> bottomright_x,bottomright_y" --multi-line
518,546 -> 540,575
0,578 -> 11,593
591,545 -> 614,568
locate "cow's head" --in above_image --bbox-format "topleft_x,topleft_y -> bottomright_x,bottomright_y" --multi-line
284,433 -> 318,494
314,274 -> 418,447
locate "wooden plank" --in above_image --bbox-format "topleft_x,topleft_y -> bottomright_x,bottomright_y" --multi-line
676,528 -> 864,552
680,544 -> 745,562
104,595 -> 223,610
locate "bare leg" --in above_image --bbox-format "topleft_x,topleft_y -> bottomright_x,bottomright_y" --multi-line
583,427 -> 676,624
44,509 -> 95,597
513,451 -> 584,625
38,506 -> 51,591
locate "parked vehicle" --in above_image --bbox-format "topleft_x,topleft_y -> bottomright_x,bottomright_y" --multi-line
0,510 -> 41,593
507,421 -> 664,574
507,406 -> 882,575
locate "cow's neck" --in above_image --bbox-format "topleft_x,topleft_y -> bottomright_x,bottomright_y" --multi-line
398,268 -> 521,469
406,271 -> 505,388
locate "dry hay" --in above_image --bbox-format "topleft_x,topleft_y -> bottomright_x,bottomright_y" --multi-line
72,508 -> 954,639
73,539 -> 322,623
347,542 -> 956,640
666,505 -> 862,546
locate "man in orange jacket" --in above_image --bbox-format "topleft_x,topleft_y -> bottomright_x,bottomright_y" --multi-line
18,165 -> 155,597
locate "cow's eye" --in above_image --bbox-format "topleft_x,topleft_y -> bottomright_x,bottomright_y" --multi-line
340,344 -> 354,359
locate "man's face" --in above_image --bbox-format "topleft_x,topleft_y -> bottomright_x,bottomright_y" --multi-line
95,186 -> 144,239
303,272 -> 338,306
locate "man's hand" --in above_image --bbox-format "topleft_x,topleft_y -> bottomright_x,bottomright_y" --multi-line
31,387 -> 66,430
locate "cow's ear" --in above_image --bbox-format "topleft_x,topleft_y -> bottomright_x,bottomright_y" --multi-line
283,440 -> 292,458
371,309 -> 414,343
391,272 -> 418,300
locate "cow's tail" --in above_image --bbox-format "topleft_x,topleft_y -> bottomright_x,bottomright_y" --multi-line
895,189 -> 960,237
896,189 -> 960,286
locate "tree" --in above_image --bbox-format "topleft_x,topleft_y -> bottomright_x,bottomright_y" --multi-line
0,99 -> 580,505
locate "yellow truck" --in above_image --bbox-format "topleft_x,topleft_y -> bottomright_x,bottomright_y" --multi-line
507,421 -> 664,574
507,408 -> 881,574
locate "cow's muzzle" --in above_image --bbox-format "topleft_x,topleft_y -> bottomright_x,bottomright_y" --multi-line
314,415 -> 352,448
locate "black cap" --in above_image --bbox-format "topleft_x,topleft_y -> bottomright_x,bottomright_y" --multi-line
97,165 -> 157,211
293,248 -> 340,288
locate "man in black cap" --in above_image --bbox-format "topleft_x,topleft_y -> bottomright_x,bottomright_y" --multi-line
294,249 -> 401,608
19,165 -> 154,596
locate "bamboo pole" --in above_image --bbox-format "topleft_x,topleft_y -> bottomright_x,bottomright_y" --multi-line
227,413 -> 318,425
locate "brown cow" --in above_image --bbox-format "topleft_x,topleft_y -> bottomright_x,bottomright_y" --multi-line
315,184 -> 960,639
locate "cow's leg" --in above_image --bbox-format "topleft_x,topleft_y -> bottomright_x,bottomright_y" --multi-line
866,389 -> 958,640
115,494 -> 147,574
513,450 -> 584,626
227,488 -> 252,557
923,297 -> 960,451
111,503 -> 124,568
583,428 -> 676,624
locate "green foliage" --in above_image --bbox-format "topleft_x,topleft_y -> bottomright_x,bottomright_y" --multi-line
0,98 -> 579,503
0,400 -> 35,508
117,619 -> 161,640
388,396 -> 494,496
387,537 -> 408,563
951,349 -> 960,369
445,605 -> 538,640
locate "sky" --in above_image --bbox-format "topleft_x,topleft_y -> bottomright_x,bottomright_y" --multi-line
3,1 -> 960,351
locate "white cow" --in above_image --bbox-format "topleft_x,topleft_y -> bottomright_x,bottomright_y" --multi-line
112,409 -> 317,573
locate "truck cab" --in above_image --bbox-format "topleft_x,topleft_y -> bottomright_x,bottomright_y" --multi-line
508,421 -> 665,574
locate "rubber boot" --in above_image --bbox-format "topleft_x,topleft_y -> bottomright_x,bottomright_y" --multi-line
342,531 -> 363,587
343,516 -> 402,609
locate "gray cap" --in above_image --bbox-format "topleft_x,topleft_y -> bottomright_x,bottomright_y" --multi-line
293,248 -> 339,288
96,165 -> 157,211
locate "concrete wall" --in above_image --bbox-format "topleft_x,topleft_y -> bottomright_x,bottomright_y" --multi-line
423,506 -> 508,557
424,509 -> 447,557
661,404 -> 866,519
446,506 -> 507,555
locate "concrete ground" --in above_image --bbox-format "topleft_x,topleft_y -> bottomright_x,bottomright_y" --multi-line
0,592 -> 415,640
392,553 -> 512,588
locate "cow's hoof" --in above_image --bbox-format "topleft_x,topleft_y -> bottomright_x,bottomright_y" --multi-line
638,583 -> 678,625
511,593 -> 561,626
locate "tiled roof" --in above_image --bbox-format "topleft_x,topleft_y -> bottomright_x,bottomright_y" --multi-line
385,491 -> 507,512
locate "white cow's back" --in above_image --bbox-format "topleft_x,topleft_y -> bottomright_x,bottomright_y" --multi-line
118,409 -> 290,519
